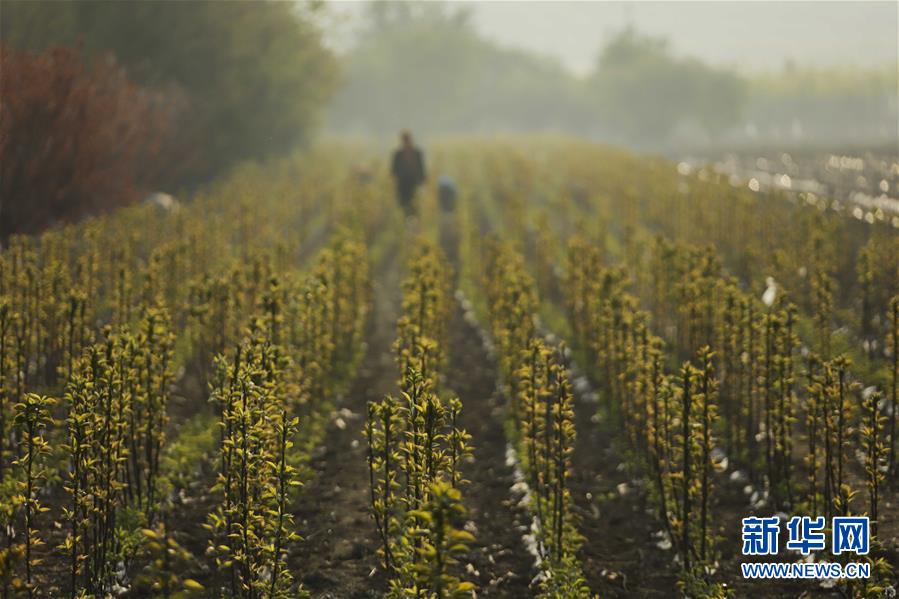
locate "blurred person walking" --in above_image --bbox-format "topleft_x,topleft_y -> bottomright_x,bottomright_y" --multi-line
390,131 -> 426,217
437,175 -> 457,213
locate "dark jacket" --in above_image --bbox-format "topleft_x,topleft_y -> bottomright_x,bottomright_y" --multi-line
391,147 -> 426,189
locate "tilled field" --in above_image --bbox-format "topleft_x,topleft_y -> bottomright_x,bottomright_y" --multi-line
0,139 -> 896,598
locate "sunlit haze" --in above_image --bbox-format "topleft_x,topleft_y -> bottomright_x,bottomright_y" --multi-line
327,1 -> 899,75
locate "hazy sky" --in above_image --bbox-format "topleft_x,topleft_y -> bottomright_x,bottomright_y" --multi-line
326,1 -> 899,75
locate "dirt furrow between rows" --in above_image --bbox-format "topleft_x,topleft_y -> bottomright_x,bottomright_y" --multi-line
292,241 -> 402,598
564,370 -> 678,597
447,304 -> 537,597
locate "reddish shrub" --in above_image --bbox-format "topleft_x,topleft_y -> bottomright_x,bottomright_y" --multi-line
0,45 -> 192,241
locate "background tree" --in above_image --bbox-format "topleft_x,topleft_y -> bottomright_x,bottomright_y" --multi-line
587,28 -> 746,146
0,45 -> 183,241
328,1 -> 591,137
1,0 -> 337,187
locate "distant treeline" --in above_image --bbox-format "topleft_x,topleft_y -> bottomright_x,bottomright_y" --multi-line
0,0 -> 336,239
328,2 -> 898,150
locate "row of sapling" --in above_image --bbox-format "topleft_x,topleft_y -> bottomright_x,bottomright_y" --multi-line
518,339 -> 579,581
713,279 -> 753,468
0,220 -> 214,401
155,236 -> 366,596
366,240 -> 475,598
657,238 -> 885,523
804,356 -> 853,521
585,142 -> 897,359
0,222 -> 207,597
761,301 -> 799,510
0,206 -> 220,570
592,198 -> 899,506
0,303 -> 177,597
483,238 -> 589,598
7,393 -> 55,598
0,299 -> 15,486
0,151 -> 377,597
648,354 -> 723,597
860,386 -> 885,537
206,233 -> 370,598
559,190 -> 896,487
394,242 -> 452,388
802,342 -> 894,591
327,232 -> 373,374
187,269 -> 249,384
563,233 -> 732,596
539,145 -> 898,493
856,233 -> 898,345
810,260 -> 835,360
418,141 -> 897,594
62,308 -> 175,597
487,143 -> 897,491
635,241 -> 772,494
0,236 -> 94,491
565,230 -> 899,594
857,383 -> 895,597
297,232 -> 371,388
642,238 -> 756,489
888,295 -> 898,477
530,212 -> 562,304
205,332 -> 300,598
640,237 -> 720,360
0,148 -> 341,428
0,228 -> 369,597
636,235 -> 828,513
641,229 -> 897,522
